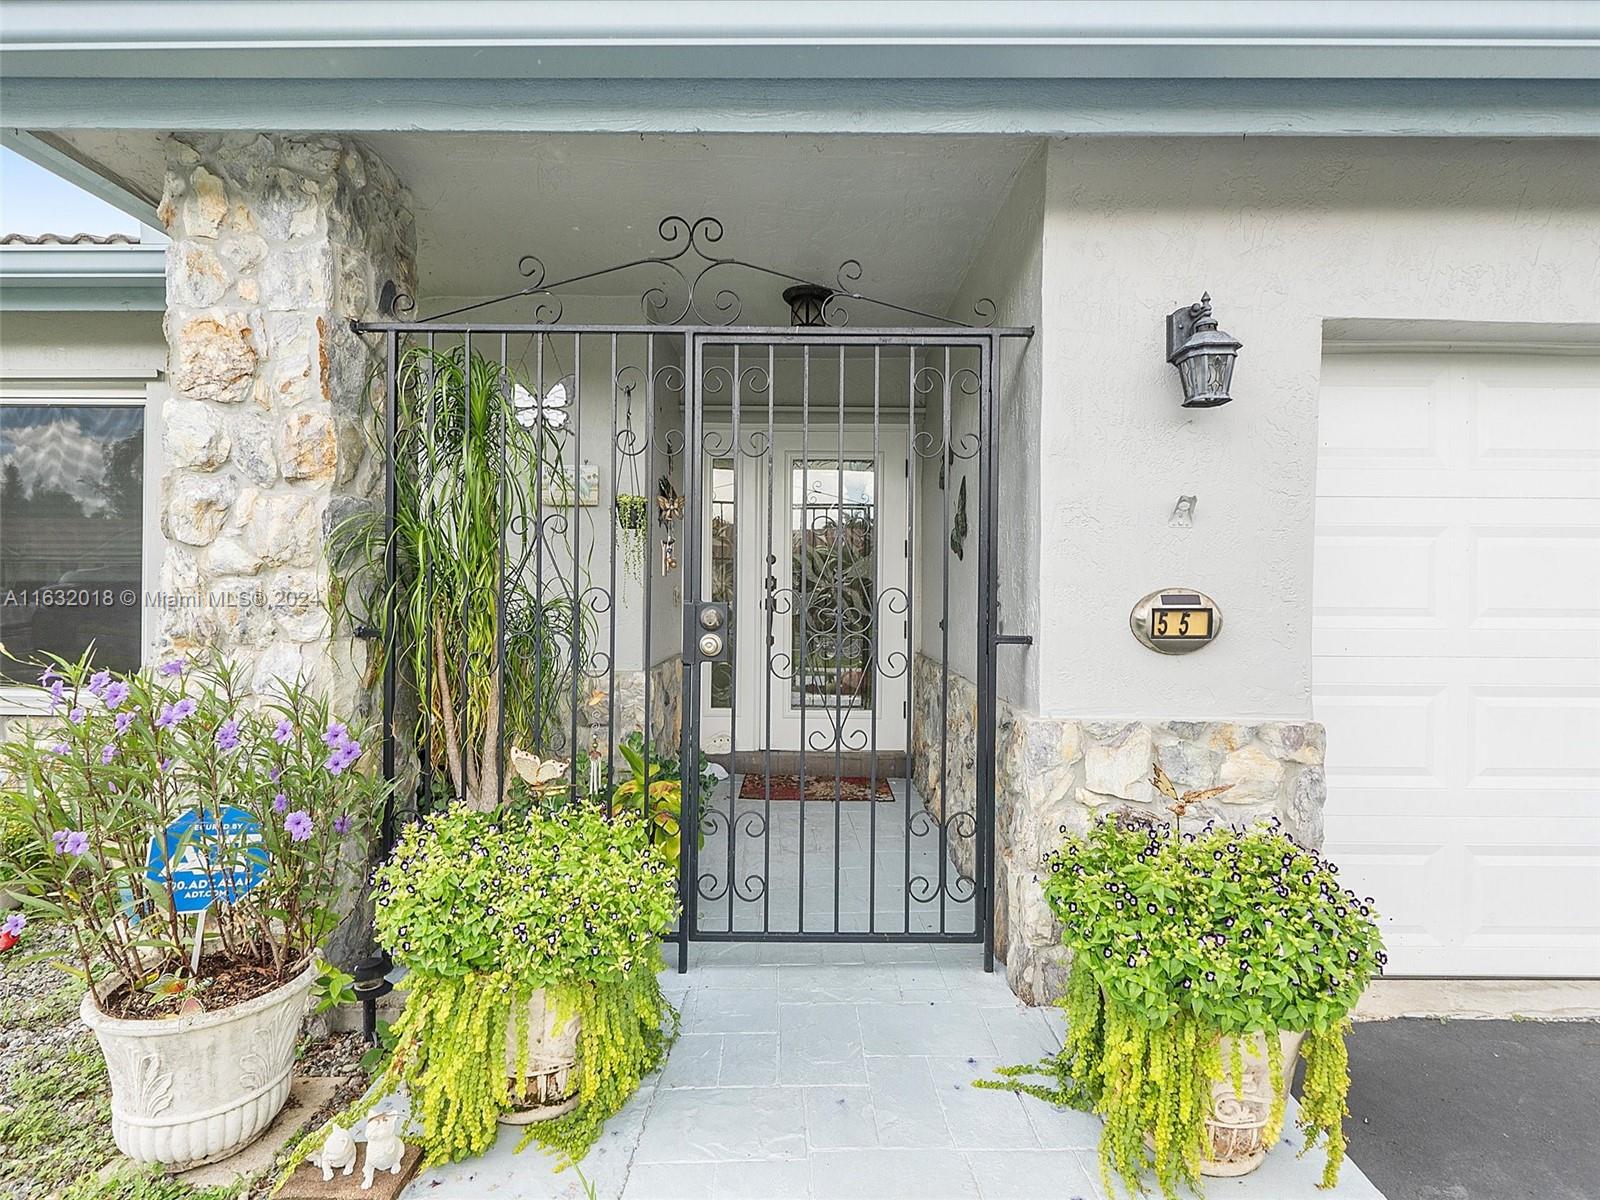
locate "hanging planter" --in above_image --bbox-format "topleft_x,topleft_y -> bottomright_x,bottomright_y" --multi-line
616,494 -> 650,582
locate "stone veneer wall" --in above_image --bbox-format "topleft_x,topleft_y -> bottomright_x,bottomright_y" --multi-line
909,652 -> 1326,1004
156,133 -> 416,722
576,656 -> 684,761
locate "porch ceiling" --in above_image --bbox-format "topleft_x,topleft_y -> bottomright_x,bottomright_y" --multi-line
48,131 -> 1039,327
374,133 -> 1040,325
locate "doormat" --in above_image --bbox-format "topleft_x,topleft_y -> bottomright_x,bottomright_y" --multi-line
739,773 -> 895,802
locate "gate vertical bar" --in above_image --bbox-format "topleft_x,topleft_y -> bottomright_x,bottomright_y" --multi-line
379,329 -> 400,851
977,333 -> 999,972
677,331 -> 700,971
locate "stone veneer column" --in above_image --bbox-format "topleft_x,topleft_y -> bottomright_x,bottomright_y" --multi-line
907,653 -> 1327,1005
156,134 -> 416,718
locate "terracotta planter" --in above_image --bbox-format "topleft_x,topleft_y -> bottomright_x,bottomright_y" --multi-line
498,987 -> 580,1125
80,963 -> 314,1169
1200,1030 -> 1305,1177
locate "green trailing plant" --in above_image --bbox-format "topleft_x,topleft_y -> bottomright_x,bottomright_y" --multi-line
615,493 -> 650,582
356,799 -> 678,1169
980,813 -> 1385,1199
333,344 -> 594,811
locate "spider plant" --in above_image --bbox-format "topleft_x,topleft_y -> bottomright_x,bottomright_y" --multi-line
336,344 -> 593,810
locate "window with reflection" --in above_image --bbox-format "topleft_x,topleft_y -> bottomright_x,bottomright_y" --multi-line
709,458 -> 735,709
791,459 -> 875,710
0,404 -> 145,683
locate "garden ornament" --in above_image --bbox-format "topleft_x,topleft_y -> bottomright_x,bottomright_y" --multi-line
360,1111 -> 406,1189
311,1121 -> 357,1181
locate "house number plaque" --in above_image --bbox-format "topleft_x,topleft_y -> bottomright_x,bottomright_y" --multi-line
1131,588 -> 1222,655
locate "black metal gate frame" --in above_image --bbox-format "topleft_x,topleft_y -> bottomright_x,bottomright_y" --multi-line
678,328 -> 1018,972
353,218 -> 1032,974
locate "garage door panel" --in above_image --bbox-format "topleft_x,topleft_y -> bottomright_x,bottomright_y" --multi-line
1317,374 -> 1445,466
1470,527 -> 1600,628
1317,467 -> 1599,499
1470,690 -> 1600,784
1313,685 -> 1445,783
1313,527 -> 1444,623
1314,351 -> 1600,977
1471,375 -> 1600,471
1466,842 -> 1600,939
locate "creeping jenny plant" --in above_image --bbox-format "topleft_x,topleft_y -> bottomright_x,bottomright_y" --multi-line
364,800 -> 679,1168
982,815 -> 1385,1198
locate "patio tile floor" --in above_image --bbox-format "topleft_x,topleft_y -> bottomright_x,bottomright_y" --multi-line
400,942 -> 1388,1199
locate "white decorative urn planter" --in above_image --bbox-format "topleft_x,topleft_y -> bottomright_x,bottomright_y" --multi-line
80,964 -> 315,1168
498,987 -> 580,1125
1200,1029 -> 1306,1177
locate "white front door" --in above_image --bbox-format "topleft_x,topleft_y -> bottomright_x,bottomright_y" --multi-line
698,426 -> 911,755
1313,350 -> 1600,976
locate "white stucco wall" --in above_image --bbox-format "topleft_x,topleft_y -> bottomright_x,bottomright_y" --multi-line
942,146 -> 1044,710
0,310 -> 166,378
1036,136 -> 1600,720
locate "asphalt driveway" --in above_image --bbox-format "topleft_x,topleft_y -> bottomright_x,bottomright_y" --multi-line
1337,1018 -> 1600,1200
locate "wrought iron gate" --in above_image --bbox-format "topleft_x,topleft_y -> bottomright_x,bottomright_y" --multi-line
355,218 -> 1030,972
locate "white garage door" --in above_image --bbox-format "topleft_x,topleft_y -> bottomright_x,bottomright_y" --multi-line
1313,350 -> 1600,977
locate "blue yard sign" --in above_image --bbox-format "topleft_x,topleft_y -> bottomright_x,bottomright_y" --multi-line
146,806 -> 269,913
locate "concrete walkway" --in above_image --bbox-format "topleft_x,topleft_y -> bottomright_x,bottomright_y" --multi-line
402,942 -> 1385,1199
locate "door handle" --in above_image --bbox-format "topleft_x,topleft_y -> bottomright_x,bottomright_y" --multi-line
689,602 -> 731,663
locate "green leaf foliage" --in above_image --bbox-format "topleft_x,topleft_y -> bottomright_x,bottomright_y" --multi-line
979,816 -> 1384,1197
364,801 -> 679,1168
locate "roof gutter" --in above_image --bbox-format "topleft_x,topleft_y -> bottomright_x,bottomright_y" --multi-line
2,1 -> 1597,81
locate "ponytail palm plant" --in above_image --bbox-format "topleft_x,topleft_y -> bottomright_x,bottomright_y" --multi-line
337,344 -> 591,810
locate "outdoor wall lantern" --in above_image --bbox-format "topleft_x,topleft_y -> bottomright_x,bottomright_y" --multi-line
784,283 -> 834,328
1165,293 -> 1242,408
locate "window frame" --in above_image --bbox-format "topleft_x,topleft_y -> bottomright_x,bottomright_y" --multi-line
0,377 -> 164,712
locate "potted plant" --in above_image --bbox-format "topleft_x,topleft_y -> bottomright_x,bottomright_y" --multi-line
0,656 -> 386,1169
352,768 -> 679,1169
615,492 -> 650,582
333,344 -> 592,811
982,809 -> 1385,1199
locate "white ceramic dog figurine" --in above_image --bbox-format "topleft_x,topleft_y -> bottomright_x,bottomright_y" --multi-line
310,1121 -> 356,1182
361,1111 -> 406,1190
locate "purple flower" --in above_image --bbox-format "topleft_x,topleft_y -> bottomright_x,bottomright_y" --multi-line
324,739 -> 362,776
49,742 -> 70,756
156,698 -> 197,729
269,766 -> 282,783
272,719 -> 293,745
114,711 -> 135,735
39,666 -> 60,686
104,681 -> 130,710
159,658 -> 185,677
284,811 -> 313,842
322,722 -> 350,749
159,757 -> 173,773
1,912 -> 24,938
52,829 -> 89,856
332,814 -> 352,836
87,670 -> 111,697
101,744 -> 116,764
215,720 -> 241,751
273,791 -> 289,813
48,679 -> 65,708
67,707 -> 85,725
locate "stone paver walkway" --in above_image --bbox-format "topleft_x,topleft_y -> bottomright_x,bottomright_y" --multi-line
402,942 -> 1386,1199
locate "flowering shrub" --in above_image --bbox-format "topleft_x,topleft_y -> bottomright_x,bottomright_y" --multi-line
0,655 -> 388,999
358,800 -> 678,1168
983,815 -> 1385,1198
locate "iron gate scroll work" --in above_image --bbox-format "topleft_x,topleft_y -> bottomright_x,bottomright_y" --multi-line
354,217 -> 1032,972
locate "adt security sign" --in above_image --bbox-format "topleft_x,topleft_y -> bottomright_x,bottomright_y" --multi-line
147,806 -> 269,913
